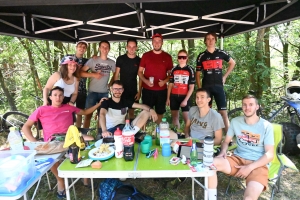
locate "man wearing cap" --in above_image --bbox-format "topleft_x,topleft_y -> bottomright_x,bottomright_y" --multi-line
195,31 -> 236,133
113,38 -> 141,122
80,40 -> 116,128
66,40 -> 89,127
138,33 -> 173,124
42,55 -> 79,106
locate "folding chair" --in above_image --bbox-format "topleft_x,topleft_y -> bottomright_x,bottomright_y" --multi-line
225,123 -> 299,199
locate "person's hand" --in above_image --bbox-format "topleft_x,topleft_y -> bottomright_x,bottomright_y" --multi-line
216,150 -> 227,159
149,109 -> 158,122
102,131 -> 112,138
145,79 -> 154,87
68,102 -> 74,106
166,99 -> 170,106
234,165 -> 253,179
93,71 -> 102,79
92,55 -> 98,60
98,97 -> 108,105
135,92 -> 141,101
222,76 -> 227,85
180,100 -> 187,107
158,79 -> 165,87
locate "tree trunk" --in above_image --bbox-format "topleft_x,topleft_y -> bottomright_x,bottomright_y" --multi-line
87,43 -> 91,58
92,43 -> 98,56
187,39 -> 195,66
53,41 -> 63,72
45,40 -> 52,74
0,67 -> 17,111
264,27 -> 271,88
181,40 -> 185,50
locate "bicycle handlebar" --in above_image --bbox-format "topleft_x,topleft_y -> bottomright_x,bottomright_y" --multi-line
30,94 -> 42,101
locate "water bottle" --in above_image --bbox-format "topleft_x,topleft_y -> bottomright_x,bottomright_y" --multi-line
190,140 -> 198,166
8,127 -> 24,150
159,118 -> 170,146
79,133 -> 86,151
203,136 -> 214,167
114,128 -> 123,158
155,125 -> 160,146
122,120 -> 135,161
69,143 -> 81,164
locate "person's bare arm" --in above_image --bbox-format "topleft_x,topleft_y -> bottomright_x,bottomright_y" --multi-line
235,145 -> 274,178
184,119 -> 191,138
138,66 -> 152,87
166,83 -> 173,106
195,70 -> 201,88
43,72 -> 60,105
80,65 -> 102,79
113,67 -> 120,80
222,58 -> 236,84
77,98 -> 107,115
135,76 -> 142,101
22,120 -> 38,142
132,102 -> 158,122
216,134 -> 234,159
181,84 -> 194,107
99,108 -> 110,137
214,129 -> 223,145
69,80 -> 79,105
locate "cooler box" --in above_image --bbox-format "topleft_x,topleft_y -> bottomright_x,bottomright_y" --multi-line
0,150 -> 36,194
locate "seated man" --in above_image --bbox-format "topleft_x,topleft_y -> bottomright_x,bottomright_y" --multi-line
100,80 -> 158,137
22,86 -> 106,198
184,88 -> 224,145
208,95 -> 274,200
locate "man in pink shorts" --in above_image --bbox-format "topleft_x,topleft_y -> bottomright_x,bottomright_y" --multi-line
208,94 -> 274,200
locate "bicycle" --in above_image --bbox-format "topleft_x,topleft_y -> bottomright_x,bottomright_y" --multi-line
0,94 -> 43,138
227,91 -> 300,155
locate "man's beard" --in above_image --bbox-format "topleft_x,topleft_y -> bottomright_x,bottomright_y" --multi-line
113,93 -> 121,98
243,110 -> 257,118
153,47 -> 161,52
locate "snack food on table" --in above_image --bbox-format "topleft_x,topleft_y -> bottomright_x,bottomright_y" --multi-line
93,144 -> 111,157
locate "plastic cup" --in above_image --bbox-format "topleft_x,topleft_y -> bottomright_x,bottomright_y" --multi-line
161,143 -> 171,157
144,135 -> 153,147
141,140 -> 150,154
149,77 -> 154,84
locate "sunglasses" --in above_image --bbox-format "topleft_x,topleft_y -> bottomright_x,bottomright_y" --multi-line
178,56 -> 187,60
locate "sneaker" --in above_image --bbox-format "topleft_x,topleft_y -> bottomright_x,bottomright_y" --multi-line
296,134 -> 300,148
57,190 -> 66,199
119,178 -> 127,181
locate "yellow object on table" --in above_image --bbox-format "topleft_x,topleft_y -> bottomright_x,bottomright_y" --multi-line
63,125 -> 82,159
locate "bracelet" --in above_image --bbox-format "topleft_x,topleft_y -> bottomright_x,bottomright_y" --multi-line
69,101 -> 74,104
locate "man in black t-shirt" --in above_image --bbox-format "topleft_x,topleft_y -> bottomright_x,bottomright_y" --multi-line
99,80 -> 157,137
195,32 -> 236,133
113,38 -> 141,121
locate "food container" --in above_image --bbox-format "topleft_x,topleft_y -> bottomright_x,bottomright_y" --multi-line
0,150 -> 36,194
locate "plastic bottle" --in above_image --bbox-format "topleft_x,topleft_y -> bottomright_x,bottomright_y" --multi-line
79,133 -> 86,151
114,128 -> 123,158
159,118 -> 170,146
203,136 -> 214,168
190,140 -> 198,167
122,120 -> 135,161
155,125 -> 160,146
8,127 -> 24,150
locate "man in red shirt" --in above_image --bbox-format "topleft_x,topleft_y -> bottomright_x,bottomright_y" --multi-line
138,33 -> 173,123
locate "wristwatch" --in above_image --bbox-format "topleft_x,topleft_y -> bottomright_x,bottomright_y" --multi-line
69,101 -> 75,104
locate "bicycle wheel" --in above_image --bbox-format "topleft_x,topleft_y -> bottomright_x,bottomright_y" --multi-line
228,107 -> 243,121
2,111 -> 40,138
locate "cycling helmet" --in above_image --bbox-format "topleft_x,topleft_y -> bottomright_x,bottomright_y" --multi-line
286,80 -> 300,100
60,55 -> 78,66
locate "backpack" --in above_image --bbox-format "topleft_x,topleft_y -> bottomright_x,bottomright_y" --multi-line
110,184 -> 155,200
99,178 -> 123,200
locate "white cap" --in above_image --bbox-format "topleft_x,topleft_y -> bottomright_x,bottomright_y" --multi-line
76,40 -> 88,46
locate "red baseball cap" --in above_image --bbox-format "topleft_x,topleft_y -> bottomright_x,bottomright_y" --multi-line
152,33 -> 163,40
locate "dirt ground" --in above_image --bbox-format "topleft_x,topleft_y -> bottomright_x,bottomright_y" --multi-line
1,133 -> 300,200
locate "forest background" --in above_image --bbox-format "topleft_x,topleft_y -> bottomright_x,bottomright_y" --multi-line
0,20 -> 300,126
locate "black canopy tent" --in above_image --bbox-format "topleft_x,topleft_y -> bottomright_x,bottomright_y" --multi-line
0,0 -> 299,43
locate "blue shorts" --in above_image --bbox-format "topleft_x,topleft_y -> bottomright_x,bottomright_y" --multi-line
85,92 -> 109,110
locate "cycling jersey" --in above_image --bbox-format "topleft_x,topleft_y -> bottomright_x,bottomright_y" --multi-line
169,65 -> 195,95
196,49 -> 231,86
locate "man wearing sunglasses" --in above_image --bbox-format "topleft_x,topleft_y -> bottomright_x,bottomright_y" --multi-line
195,32 -> 236,133
138,33 -> 173,124
100,80 -> 158,137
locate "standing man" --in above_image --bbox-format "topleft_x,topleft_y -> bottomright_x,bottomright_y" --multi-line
67,40 -> 89,127
195,31 -> 236,133
113,38 -> 141,121
184,88 -> 224,145
80,40 -> 116,128
138,33 -> 173,124
207,95 -> 274,200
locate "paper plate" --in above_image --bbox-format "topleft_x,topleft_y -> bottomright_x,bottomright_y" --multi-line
88,147 -> 115,161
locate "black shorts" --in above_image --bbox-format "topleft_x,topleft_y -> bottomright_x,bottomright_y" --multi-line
76,93 -> 87,109
170,94 -> 191,112
203,85 -> 227,110
142,88 -> 167,115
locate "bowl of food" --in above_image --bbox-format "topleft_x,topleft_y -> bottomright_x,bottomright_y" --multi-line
88,144 -> 114,161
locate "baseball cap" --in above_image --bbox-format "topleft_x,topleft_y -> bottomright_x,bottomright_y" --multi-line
60,55 -> 78,66
152,33 -> 163,40
76,40 -> 88,46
